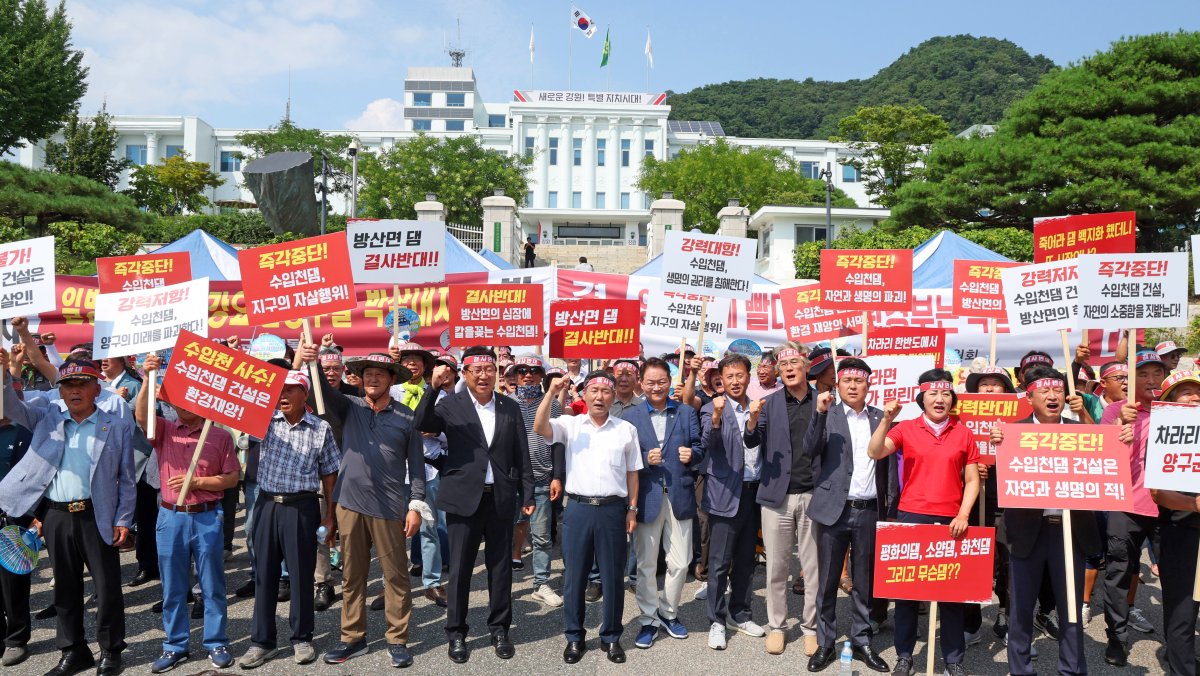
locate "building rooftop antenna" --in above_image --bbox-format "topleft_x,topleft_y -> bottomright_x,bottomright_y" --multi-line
447,17 -> 467,67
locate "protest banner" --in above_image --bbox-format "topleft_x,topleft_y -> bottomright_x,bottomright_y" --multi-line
447,284 -> 543,347
549,299 -> 640,360
864,355 -> 935,422
1033,211 -> 1136,263
866,326 -> 946,368
952,259 -> 1023,364
346,219 -> 446,284
239,233 -> 357,325
643,292 -> 730,340
92,278 -> 209,359
96,252 -> 192,293
1075,252 -> 1190,329
0,236 -> 56,321
1001,260 -> 1079,335
953,393 -> 1033,465
820,249 -> 913,313
1144,401 -> 1200,493
995,423 -> 1134,511
778,282 -> 863,343
661,230 -> 756,300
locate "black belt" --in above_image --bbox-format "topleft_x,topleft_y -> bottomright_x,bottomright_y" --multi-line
1043,514 -> 1062,525
482,485 -> 494,493
45,499 -> 92,513
261,491 -> 320,504
161,499 -> 219,514
566,493 -> 622,506
847,499 -> 877,510
742,481 -> 760,490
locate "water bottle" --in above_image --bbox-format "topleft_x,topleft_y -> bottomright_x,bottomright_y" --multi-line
316,525 -> 328,542
839,640 -> 853,675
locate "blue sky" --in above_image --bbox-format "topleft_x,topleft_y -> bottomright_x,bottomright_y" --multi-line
66,0 -> 1199,132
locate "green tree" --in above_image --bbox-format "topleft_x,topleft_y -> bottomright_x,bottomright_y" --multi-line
831,104 -> 950,207
0,217 -> 140,274
0,0 -> 88,155
792,224 -> 1032,278
123,152 -> 224,216
43,104 -> 130,188
0,162 -> 152,234
236,118 -> 354,196
891,32 -> 1200,251
359,135 -> 531,227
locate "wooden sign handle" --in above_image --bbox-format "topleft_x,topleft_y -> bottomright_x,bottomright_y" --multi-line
175,419 -> 214,506
696,298 -> 708,357
988,318 -> 997,367
302,318 -> 326,415
1192,545 -> 1200,602
1059,330 -> 1077,397
145,368 -> 157,441
925,600 -> 938,676
392,284 -> 401,344
1062,509 -> 1078,623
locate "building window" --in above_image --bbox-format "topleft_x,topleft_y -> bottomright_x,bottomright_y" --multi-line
596,138 -> 606,166
758,227 -> 772,258
413,119 -> 432,131
548,138 -> 558,165
620,192 -> 630,209
571,191 -> 582,208
445,120 -> 465,131
572,138 -> 582,166
489,114 -> 506,128
412,92 -> 432,106
548,191 -> 558,208
621,139 -> 631,166
446,92 -> 466,107
218,151 -> 241,173
595,192 -> 606,209
644,139 -> 655,159
524,191 -> 533,207
795,225 -> 829,244
165,145 -> 184,159
799,161 -> 821,180
842,164 -> 860,182
125,144 -> 147,165
524,136 -> 535,159
644,193 -> 653,209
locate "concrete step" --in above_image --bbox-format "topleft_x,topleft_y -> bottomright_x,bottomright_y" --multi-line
532,244 -> 648,275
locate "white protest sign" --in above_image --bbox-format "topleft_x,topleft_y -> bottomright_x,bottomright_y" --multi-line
863,354 -> 937,422
1076,252 -> 1190,329
661,230 -> 756,300
1145,401 -> 1200,492
0,236 -> 56,320
643,291 -> 730,339
346,219 -> 446,284
93,278 -> 210,358
1001,260 -> 1079,334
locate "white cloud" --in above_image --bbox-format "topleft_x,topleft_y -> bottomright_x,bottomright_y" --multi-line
344,97 -> 406,130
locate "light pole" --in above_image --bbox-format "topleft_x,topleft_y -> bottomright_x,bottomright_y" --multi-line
347,138 -> 361,217
818,162 -> 834,248
319,151 -> 329,235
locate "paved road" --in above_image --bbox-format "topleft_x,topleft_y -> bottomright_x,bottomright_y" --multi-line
16,517 -> 1186,675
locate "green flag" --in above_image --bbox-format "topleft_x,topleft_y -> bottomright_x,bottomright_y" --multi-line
600,28 -> 610,67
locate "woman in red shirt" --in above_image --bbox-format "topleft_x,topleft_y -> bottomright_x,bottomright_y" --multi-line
868,369 -> 981,676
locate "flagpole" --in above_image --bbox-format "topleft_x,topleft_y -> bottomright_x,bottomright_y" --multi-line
645,26 -> 650,91
606,25 -> 611,92
568,17 -> 573,89
530,23 -> 534,90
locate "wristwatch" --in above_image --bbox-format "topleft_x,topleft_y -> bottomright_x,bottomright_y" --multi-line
626,504 -> 638,513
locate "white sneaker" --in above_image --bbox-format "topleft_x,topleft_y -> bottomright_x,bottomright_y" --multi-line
532,584 -> 563,607
727,619 -> 766,637
292,641 -> 316,665
708,622 -> 727,650
694,585 -> 709,601
1081,602 -> 1092,625
1128,606 -> 1154,633
964,629 -> 982,646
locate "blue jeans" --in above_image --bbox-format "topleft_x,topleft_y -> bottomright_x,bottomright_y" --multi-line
157,505 -> 228,653
421,477 -> 447,588
528,482 -> 553,587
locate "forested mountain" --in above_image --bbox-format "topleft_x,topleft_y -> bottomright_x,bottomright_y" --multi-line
666,35 -> 1056,139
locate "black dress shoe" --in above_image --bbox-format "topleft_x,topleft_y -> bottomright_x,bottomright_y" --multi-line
491,630 -> 515,659
314,583 -> 334,612
234,579 -> 255,598
601,641 -> 625,664
852,645 -> 890,673
277,579 -> 291,602
562,640 -> 585,664
447,638 -> 469,664
1104,639 -> 1127,667
127,569 -> 157,587
585,581 -> 602,603
96,650 -> 121,675
807,646 -> 836,672
35,604 -> 56,620
151,599 -> 163,613
191,597 -> 204,619
44,650 -> 95,676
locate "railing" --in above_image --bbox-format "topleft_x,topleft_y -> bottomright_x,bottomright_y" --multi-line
551,238 -> 627,246
446,222 -> 483,251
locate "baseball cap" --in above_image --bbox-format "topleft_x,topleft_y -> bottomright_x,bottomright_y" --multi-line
57,360 -> 102,383
1160,370 -> 1200,401
1135,350 -> 1165,369
1156,341 -> 1186,357
284,370 -> 311,392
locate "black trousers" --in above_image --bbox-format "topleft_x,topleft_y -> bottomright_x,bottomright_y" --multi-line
562,499 -> 626,642
44,507 -> 125,654
893,511 -> 965,665
706,482 -> 760,624
0,564 -> 30,649
444,491 -> 513,641
134,478 -> 159,575
964,481 -> 1009,632
1159,523 -> 1199,676
251,498 -> 319,649
1007,520 -> 1086,676
1103,511 -> 1158,644
816,502 -> 877,648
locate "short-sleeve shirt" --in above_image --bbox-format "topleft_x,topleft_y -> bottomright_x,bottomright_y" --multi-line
1100,400 -> 1158,518
550,413 -> 643,498
886,416 -> 978,518
153,417 -> 238,505
257,411 -> 341,494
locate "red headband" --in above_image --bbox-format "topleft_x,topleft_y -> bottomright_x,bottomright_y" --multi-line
1100,364 -> 1128,379
838,368 -> 870,380
1026,378 -> 1064,393
463,355 -> 496,365
919,381 -> 953,392
585,377 -> 615,391
1021,354 -> 1052,368
613,362 -> 638,373
775,348 -> 803,361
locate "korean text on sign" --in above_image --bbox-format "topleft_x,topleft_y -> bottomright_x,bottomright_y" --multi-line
159,330 -> 287,438
866,327 -> 946,368
995,423 -> 1134,511
1144,401 -> 1200,492
873,523 -> 996,604
661,230 -> 756,301
346,218 -> 446,285
1000,260 -> 1079,334
1033,211 -> 1136,263
778,282 -> 863,343
864,355 -> 935,423
952,394 -> 1033,465
819,249 -> 913,312
951,259 -> 1022,320
238,233 -> 357,325
0,236 -> 56,320
1075,252 -> 1190,329
96,252 -> 192,294
643,292 -> 730,340
549,299 -> 640,360
447,284 -> 543,347
92,278 -> 210,359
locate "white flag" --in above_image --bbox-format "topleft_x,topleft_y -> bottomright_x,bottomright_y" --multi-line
571,6 -> 596,38
645,30 -> 653,69
529,26 -> 535,63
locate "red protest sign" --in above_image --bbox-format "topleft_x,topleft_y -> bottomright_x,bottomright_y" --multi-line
952,394 -> 1033,465
1033,211 -> 1136,263
549,299 -> 640,360
779,282 -> 863,343
866,326 -> 945,368
97,252 -> 192,294
995,423 -> 1134,511
160,330 -> 286,439
447,284 -> 543,347
951,259 -> 1022,319
873,523 -> 996,604
820,249 -> 913,312
238,233 -> 356,325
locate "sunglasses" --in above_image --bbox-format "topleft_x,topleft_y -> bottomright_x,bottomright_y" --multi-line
515,367 -> 543,375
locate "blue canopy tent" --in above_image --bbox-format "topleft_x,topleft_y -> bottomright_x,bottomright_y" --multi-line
478,248 -> 515,270
912,230 -> 1012,289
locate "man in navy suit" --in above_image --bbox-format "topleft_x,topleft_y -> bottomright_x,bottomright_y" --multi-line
624,358 -> 704,649
0,355 -> 136,676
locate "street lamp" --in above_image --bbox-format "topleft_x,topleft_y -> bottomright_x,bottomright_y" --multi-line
319,151 -> 329,235
817,162 -> 834,248
347,138 -> 361,217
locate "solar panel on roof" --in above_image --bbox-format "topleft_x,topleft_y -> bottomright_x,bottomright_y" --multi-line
668,120 -> 725,136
